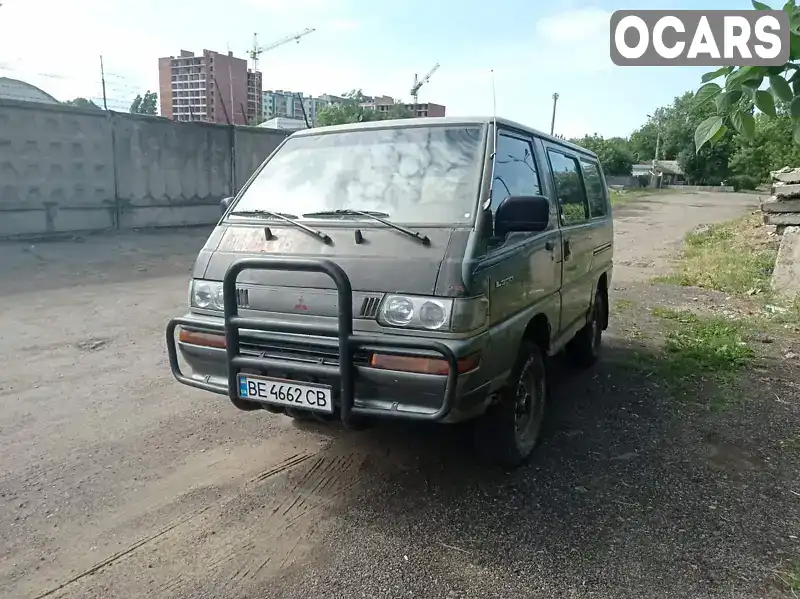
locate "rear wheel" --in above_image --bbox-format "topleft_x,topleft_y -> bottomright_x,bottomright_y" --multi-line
567,288 -> 604,368
474,340 -> 547,468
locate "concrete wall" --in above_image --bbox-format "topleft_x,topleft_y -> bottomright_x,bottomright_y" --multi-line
666,184 -> 735,192
233,126 -> 287,192
606,175 -> 643,189
113,115 -> 233,229
0,99 -> 290,239
0,101 -> 116,237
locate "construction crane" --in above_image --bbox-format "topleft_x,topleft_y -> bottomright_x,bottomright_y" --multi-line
249,28 -> 316,73
410,63 -> 440,104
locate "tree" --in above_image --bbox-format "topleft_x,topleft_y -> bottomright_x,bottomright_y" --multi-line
693,0 -> 800,152
315,89 -> 414,127
627,92 -> 736,184
130,90 -> 157,115
63,97 -> 101,109
387,103 -> 413,119
571,134 -> 634,176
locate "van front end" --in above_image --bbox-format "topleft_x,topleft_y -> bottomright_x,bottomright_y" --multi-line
166,257 -> 493,425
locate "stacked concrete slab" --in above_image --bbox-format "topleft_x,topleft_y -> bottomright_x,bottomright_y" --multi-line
764,167 -> 800,299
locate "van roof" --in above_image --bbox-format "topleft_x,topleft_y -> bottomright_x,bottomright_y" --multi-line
290,116 -> 598,160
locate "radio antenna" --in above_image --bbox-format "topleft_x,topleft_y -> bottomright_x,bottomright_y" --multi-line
486,69 -> 498,210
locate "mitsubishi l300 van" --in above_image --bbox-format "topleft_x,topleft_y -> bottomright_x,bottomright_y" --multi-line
166,116 -> 613,467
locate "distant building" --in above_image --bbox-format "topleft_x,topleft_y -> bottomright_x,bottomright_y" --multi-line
360,94 -> 446,118
632,160 -> 686,186
258,116 -> 309,131
157,49 -> 262,125
262,90 -> 342,126
0,77 -> 58,104
259,89 -> 445,125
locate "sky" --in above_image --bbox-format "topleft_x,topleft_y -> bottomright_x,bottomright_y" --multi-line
0,0 -> 760,138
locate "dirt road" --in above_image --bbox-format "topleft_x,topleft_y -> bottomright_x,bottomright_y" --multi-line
3,190 -> 797,599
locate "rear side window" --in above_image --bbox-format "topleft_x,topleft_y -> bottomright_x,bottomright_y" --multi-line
547,150 -> 588,225
580,159 -> 608,218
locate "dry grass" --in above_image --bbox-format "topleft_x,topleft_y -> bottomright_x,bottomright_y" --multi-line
658,214 -> 780,296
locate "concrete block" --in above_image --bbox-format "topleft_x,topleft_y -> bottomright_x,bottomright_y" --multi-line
772,183 -> 800,198
771,226 -> 800,299
761,197 -> 800,213
765,213 -> 800,226
771,166 -> 800,183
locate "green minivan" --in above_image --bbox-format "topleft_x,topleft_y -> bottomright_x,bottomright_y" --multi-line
166,116 -> 613,467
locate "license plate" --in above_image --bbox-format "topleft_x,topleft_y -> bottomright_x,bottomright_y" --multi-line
237,374 -> 333,414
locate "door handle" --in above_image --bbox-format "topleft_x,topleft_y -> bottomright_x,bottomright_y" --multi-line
545,240 -> 555,251
563,239 -> 572,260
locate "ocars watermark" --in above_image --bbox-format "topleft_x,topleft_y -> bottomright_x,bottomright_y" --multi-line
610,10 -> 790,66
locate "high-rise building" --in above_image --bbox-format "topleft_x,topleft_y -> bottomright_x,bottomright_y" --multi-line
157,49 -> 262,125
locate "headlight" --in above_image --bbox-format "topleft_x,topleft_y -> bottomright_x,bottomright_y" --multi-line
191,280 -> 224,310
378,294 -> 488,332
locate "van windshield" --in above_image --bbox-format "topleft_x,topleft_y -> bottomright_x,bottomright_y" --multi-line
231,124 -> 485,225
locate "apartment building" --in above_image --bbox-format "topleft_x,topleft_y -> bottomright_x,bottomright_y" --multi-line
361,95 -> 446,118
157,49 -> 262,125
262,90 -> 343,126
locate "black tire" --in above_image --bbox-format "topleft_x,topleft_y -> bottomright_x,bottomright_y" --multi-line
474,340 -> 548,468
568,288 -> 604,368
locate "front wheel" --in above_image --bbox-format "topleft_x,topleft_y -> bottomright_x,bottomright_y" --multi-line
474,341 -> 548,468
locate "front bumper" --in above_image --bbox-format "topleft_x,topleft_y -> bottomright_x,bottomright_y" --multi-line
165,258 -> 488,425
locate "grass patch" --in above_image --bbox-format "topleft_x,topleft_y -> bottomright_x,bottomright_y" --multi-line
659,213 -> 779,295
611,298 -> 635,314
777,560 -> 800,592
650,307 -> 754,409
610,188 -> 664,206
652,307 -> 754,373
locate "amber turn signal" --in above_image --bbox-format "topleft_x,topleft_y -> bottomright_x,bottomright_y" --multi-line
178,328 -> 227,349
369,352 -> 480,375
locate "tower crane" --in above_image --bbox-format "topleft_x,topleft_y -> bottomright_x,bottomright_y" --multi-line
249,28 -> 316,73
410,63 -> 440,104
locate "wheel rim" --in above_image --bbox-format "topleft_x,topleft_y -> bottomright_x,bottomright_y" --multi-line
513,361 -> 545,452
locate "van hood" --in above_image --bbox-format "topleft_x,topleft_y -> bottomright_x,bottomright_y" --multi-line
199,223 -> 470,297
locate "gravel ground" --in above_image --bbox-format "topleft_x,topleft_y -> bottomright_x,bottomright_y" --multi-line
2,191 -> 798,599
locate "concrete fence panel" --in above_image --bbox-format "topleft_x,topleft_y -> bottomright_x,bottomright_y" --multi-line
112,115 -> 233,229
0,101 -> 292,238
233,126 -> 289,193
0,100 -> 116,237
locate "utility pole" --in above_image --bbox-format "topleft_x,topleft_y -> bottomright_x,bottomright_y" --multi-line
550,92 -> 559,136
99,55 -> 108,111
647,112 -> 662,188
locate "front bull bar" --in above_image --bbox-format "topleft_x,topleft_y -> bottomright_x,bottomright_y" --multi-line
165,257 -> 459,426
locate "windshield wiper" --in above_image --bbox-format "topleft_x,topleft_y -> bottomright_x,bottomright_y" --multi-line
302,209 -> 430,246
228,209 -> 331,244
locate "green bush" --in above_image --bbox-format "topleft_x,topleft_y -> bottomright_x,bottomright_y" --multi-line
729,175 -> 760,191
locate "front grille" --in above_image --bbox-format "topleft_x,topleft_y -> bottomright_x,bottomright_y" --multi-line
360,296 -> 381,318
239,336 -> 371,367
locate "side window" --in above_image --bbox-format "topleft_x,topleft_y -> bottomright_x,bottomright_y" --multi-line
580,159 -> 608,218
490,132 -> 541,212
547,150 -> 588,226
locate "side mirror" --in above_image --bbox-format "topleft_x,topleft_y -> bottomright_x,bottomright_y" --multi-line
220,196 -> 233,214
494,195 -> 550,239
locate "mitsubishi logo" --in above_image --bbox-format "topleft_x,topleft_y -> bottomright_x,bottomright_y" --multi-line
293,294 -> 309,311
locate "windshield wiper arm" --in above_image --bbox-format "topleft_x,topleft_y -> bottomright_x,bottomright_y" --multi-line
302,209 -> 430,246
228,209 -> 331,244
